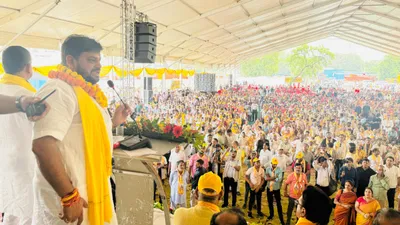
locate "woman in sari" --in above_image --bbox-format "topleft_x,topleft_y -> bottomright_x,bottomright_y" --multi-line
334,180 -> 357,225
169,160 -> 189,210
355,187 -> 381,225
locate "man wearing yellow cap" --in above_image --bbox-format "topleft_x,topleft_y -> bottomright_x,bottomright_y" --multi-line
291,151 -> 311,182
244,158 -> 265,218
174,172 -> 223,225
265,157 -> 284,224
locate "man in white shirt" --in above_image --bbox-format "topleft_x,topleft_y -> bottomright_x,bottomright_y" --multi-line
274,148 -> 291,178
168,144 -> 187,175
221,150 -> 241,208
259,143 -> 273,169
226,129 -> 237,148
368,148 -> 383,172
313,156 -> 333,197
32,35 -> 129,225
245,158 -> 265,218
0,46 -> 35,225
384,156 -> 400,209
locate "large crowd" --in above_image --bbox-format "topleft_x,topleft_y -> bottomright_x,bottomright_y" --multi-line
146,85 -> 400,225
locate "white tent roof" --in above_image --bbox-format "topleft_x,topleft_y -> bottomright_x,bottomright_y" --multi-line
0,0 -> 399,66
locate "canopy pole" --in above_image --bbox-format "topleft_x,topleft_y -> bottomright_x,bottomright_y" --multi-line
0,0 -> 61,53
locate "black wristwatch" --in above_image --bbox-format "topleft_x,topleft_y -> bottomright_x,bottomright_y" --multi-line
15,96 -> 25,112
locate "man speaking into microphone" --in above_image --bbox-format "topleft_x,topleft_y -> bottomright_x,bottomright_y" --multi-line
32,34 -> 131,225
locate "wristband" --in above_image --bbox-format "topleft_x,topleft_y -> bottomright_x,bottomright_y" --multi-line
15,96 -> 25,112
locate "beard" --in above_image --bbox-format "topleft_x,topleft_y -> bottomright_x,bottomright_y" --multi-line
76,64 -> 100,84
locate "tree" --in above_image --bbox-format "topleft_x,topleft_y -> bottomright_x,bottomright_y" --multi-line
377,55 -> 400,80
329,53 -> 363,72
286,44 -> 335,78
240,52 -> 280,77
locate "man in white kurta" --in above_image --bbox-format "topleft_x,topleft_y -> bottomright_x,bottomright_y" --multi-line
0,47 -> 35,225
32,79 -> 118,225
31,35 -> 126,225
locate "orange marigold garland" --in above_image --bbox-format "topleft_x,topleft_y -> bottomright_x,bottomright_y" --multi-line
48,65 -> 108,107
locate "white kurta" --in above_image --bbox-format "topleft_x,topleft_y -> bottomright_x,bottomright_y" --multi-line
32,80 -> 117,225
0,84 -> 35,220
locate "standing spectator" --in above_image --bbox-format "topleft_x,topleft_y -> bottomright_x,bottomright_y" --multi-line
356,158 -> 376,197
226,129 -> 238,148
295,185 -> 332,225
368,148 -> 383,172
251,102 -> 258,122
189,149 -> 209,179
190,159 -> 207,207
211,144 -> 223,178
339,158 -> 358,189
168,144 -> 187,176
169,160 -> 189,210
333,180 -> 357,225
221,150 -> 241,208
245,158 -> 265,218
242,151 -> 258,209
383,156 -> 400,209
265,158 -> 284,225
283,163 -> 308,225
313,156 -> 333,197
355,187 -> 381,225
260,142 -> 273,169
291,152 -> 311,182
368,165 -> 390,208
275,148 -> 291,178
333,134 -> 348,181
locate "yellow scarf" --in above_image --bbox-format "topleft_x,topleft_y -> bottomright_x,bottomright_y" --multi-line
293,172 -> 305,197
0,74 -> 36,93
177,170 -> 184,195
371,154 -> 381,165
74,86 -> 112,224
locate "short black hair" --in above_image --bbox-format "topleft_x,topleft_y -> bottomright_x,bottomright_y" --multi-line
2,46 -> 31,74
386,156 -> 395,161
61,34 -> 102,65
197,159 -> 204,165
227,129 -> 232,133
318,157 -> 327,163
210,208 -> 247,225
301,185 -> 332,225
361,158 -> 370,163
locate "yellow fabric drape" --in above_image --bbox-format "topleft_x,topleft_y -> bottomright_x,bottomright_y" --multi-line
100,66 -> 114,78
74,86 -> 112,225
178,172 -> 184,195
0,74 -> 37,93
33,65 -> 58,77
2,63 -> 197,79
131,68 -> 144,77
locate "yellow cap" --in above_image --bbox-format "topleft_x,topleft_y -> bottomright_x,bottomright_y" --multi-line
198,172 -> 222,196
271,157 -> 279,165
296,151 -> 304,159
252,158 -> 260,163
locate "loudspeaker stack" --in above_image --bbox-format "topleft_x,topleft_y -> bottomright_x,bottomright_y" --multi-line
135,22 -> 157,63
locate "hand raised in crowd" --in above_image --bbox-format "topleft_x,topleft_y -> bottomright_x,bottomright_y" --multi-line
59,197 -> 88,225
21,96 -> 51,121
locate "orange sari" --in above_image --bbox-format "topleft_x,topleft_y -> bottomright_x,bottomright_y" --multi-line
334,190 -> 357,225
355,197 -> 381,225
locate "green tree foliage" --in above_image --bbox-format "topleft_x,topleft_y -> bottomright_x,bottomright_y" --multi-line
329,53 -> 363,72
240,52 -> 280,77
287,44 -> 335,78
377,55 -> 400,80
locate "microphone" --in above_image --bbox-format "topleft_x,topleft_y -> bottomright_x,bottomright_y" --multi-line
107,80 -> 127,108
108,80 -> 142,139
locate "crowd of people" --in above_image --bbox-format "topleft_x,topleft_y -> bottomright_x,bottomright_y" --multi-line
148,84 -> 400,225
0,33 -> 400,225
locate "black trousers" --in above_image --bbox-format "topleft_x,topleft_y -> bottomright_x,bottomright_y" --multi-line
335,159 -> 344,181
316,184 -> 330,197
267,188 -> 284,224
286,197 -> 296,225
387,188 -> 396,208
223,177 -> 238,206
244,182 -> 250,205
248,188 -> 262,214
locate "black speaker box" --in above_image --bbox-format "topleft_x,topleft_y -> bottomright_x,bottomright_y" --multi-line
135,51 -> 156,63
136,43 -> 156,54
135,22 -> 157,35
134,22 -> 157,63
